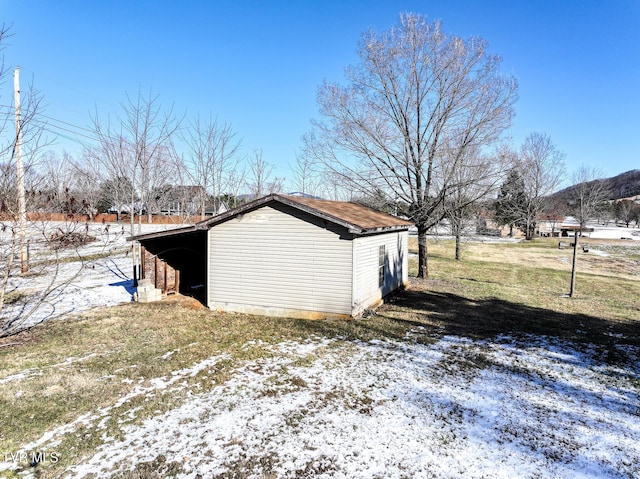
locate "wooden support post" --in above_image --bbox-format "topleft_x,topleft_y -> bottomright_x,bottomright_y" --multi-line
154,255 -> 160,290
140,245 -> 146,279
163,260 -> 167,293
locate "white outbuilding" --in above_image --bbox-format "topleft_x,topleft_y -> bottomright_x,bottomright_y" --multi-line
131,194 -> 413,318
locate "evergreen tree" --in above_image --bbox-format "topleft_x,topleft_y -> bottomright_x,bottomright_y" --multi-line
494,169 -> 527,236
97,176 -> 135,216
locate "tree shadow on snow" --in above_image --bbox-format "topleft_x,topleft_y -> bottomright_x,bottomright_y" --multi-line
298,284 -> 640,478
109,279 -> 136,298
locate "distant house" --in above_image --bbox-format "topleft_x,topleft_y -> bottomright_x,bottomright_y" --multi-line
108,201 -> 147,217
130,194 -> 413,318
558,216 -> 593,237
536,213 -> 565,237
157,185 -> 207,216
109,186 -> 228,219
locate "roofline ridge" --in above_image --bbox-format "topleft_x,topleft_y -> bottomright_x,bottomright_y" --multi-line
130,193 -> 412,241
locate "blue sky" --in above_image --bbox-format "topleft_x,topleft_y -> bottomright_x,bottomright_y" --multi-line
2,0 -> 639,189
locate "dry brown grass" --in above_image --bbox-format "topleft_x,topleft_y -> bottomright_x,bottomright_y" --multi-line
410,236 -> 640,280
0,237 -> 638,477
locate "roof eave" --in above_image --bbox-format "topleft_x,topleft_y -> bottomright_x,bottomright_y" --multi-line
129,193 -> 414,240
127,224 -> 199,242
348,225 -> 412,235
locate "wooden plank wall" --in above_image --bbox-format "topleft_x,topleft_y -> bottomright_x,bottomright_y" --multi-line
140,246 -> 179,294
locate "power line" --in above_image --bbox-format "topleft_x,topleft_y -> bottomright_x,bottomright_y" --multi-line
0,104 -> 98,139
0,106 -> 133,153
36,113 -> 98,136
29,118 -> 101,144
15,66 -> 122,111
0,104 -> 190,161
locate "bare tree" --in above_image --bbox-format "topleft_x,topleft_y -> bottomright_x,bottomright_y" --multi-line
70,149 -> 105,219
615,200 -> 636,227
33,151 -> 84,214
92,90 -> 181,233
181,114 -> 243,216
142,144 -> 183,219
87,143 -> 135,220
314,169 -> 353,201
291,151 -> 322,197
0,24 -> 53,330
567,165 -> 606,297
304,13 -> 518,278
492,135 -> 565,240
246,149 -> 284,198
0,156 -> 37,213
517,132 -> 566,239
86,136 -> 131,218
125,93 -> 182,224
90,91 -> 181,288
0,28 -> 100,338
444,145 -> 507,260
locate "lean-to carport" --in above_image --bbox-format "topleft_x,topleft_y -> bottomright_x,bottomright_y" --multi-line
133,228 -> 208,304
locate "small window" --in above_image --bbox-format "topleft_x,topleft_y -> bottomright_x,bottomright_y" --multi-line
378,245 -> 385,287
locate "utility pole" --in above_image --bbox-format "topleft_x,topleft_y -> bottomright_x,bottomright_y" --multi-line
13,67 -> 28,274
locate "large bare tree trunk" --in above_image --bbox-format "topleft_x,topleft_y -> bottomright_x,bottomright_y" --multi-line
417,224 -> 429,279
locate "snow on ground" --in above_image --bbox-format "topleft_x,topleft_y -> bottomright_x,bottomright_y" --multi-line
2,221 -> 639,477
13,333 -> 633,479
585,225 -> 640,241
420,223 -> 640,245
1,221 -> 187,331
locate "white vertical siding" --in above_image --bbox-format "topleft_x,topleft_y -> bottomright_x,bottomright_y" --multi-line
208,204 -> 353,315
352,231 -> 408,314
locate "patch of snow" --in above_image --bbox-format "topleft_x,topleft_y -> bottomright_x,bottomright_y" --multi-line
51,335 -> 639,479
160,350 -> 177,360
1,352 -> 113,386
0,352 -> 232,476
1,221 -> 190,332
0,368 -> 42,384
587,226 -> 640,241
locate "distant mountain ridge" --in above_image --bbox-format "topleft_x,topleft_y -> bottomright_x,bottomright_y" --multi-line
553,169 -> 640,201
